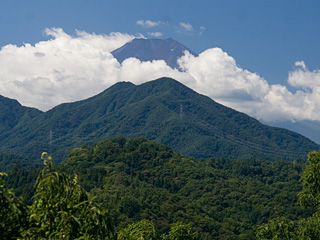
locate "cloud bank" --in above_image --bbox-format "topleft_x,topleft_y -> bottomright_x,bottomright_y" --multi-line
0,28 -> 318,123
0,29 -> 135,110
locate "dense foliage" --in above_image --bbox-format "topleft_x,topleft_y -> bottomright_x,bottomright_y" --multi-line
0,95 -> 41,135
0,152 -> 199,239
1,153 -> 114,239
0,78 -> 317,162
0,172 -> 28,239
0,153 -> 36,171
2,137 -> 318,239
256,151 -> 320,239
60,137 -> 311,239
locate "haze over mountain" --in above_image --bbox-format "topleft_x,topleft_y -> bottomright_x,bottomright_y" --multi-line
0,77 -> 317,162
112,38 -> 197,69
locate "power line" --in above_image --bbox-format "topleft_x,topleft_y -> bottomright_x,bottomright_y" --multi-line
185,111 -> 310,159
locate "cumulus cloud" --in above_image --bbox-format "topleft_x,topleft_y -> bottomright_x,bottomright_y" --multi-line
288,61 -> 320,90
178,51 -> 320,122
178,49 -> 271,117
179,22 -> 194,32
0,28 -> 188,111
136,20 -> 164,28
148,32 -> 163,38
0,28 -> 319,123
73,30 -> 136,51
119,58 -> 192,85
0,28 -> 131,110
258,85 -> 316,121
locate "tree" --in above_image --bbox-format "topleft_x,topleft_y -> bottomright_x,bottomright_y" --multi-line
256,217 -> 298,240
256,151 -> 320,240
22,152 -> 114,239
298,151 -> 320,210
162,222 -> 198,240
117,219 -> 157,240
0,172 -> 28,239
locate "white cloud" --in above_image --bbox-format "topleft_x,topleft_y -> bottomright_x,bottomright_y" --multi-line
1,28 -> 320,123
178,51 -> 320,122
136,20 -> 163,28
119,58 -> 191,85
259,84 -> 320,122
294,60 -> 306,70
199,26 -> 206,35
148,32 -> 163,38
179,22 -> 194,32
177,49 -> 270,116
0,28 -> 187,111
288,62 -> 320,89
73,30 -> 136,52
0,28 -> 129,110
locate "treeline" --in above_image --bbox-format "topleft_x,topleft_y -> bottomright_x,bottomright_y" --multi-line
1,137 -> 317,239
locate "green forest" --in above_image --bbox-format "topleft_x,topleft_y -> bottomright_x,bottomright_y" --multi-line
2,136 -> 320,239
0,78 -> 317,162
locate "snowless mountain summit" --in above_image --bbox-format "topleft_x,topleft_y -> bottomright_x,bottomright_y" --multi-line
111,38 -> 197,69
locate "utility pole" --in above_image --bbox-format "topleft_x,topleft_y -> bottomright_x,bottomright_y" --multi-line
179,104 -> 183,119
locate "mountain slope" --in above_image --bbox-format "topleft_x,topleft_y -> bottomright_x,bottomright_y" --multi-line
267,120 -> 320,144
113,37 -> 320,146
0,95 -> 42,135
0,77 -> 317,162
111,38 -> 197,69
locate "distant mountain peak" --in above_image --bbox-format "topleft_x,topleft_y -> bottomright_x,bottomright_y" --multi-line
111,38 -> 197,69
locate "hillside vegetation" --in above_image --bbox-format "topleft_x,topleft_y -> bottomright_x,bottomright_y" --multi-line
0,78 -> 318,162
4,137 -> 315,239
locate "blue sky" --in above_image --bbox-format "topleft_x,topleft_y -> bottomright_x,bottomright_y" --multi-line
1,0 -> 320,85
0,0 -> 320,123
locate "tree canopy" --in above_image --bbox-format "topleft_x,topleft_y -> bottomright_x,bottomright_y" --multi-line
257,151 -> 320,240
1,153 -> 114,239
2,137 -> 319,239
1,151 -> 198,239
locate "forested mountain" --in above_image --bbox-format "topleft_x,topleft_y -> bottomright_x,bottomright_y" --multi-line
0,95 -> 41,135
4,137 -> 314,239
111,38 -> 197,69
112,37 -> 320,145
0,77 -> 318,163
267,120 -> 320,144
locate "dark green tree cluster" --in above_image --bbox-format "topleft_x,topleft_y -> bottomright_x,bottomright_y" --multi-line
61,137 -> 310,239
0,152 -> 197,239
2,136 -> 318,239
0,172 -> 28,239
0,153 -> 114,239
256,151 -> 320,239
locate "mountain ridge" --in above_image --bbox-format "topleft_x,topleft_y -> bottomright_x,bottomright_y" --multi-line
267,120 -> 320,144
0,95 -> 42,135
112,37 -> 320,144
0,77 -> 317,162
